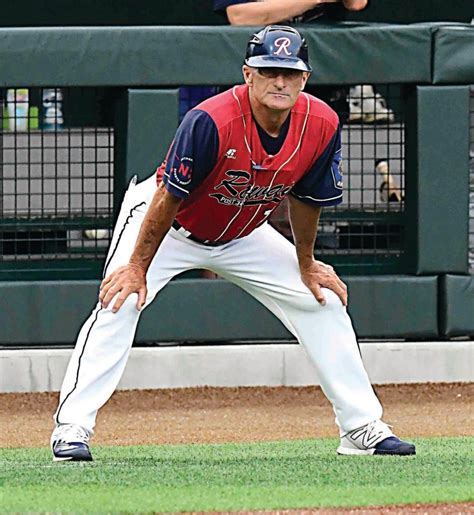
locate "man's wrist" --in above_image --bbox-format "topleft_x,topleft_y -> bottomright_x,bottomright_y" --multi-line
128,262 -> 147,275
297,255 -> 315,272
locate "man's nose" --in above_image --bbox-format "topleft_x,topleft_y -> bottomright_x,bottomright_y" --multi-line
274,74 -> 287,88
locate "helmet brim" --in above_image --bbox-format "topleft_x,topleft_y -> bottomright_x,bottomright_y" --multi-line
245,56 -> 312,73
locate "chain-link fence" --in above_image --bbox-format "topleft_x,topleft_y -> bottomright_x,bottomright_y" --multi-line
0,87 -> 114,278
269,84 -> 405,273
1,84 -> 407,278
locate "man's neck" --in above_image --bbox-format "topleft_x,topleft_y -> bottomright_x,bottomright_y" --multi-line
249,91 -> 291,138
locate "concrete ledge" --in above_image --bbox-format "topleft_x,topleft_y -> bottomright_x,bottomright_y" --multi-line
1,342 -> 472,393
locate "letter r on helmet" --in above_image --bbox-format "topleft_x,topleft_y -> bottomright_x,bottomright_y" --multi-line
273,37 -> 292,56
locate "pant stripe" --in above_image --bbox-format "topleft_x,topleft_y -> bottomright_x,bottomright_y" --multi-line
56,200 -> 146,425
55,305 -> 102,424
102,201 -> 146,278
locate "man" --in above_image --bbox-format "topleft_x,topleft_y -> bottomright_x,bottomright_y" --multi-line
51,25 -> 415,461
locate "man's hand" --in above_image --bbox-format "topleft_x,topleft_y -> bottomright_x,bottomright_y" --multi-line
342,0 -> 367,11
99,264 -> 147,313
300,260 -> 348,306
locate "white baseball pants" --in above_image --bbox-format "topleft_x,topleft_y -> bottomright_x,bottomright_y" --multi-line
55,175 -> 383,434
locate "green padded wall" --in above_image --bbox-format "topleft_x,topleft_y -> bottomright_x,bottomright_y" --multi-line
0,276 -> 438,345
439,274 -> 474,337
304,24 -> 432,85
405,86 -> 470,274
0,25 -> 432,87
433,26 -> 474,84
114,89 -> 179,203
345,276 -> 438,338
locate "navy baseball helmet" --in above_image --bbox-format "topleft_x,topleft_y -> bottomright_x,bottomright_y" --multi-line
245,25 -> 312,73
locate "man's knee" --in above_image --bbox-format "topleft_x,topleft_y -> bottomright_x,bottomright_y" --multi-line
300,288 -> 345,313
102,293 -> 141,316
296,288 -> 345,312
320,288 -> 346,311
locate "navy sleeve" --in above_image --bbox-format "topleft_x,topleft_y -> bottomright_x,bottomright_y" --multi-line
162,109 -> 219,199
290,126 -> 343,207
214,0 -> 250,14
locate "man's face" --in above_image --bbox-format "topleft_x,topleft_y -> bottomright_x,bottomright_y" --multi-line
242,65 -> 310,111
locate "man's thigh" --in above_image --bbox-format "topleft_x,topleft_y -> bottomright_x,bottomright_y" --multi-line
212,224 -> 319,303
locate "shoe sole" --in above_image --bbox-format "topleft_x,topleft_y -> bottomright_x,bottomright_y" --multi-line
374,447 -> 416,456
53,455 -> 74,462
53,455 -> 93,462
337,446 -> 375,456
337,446 -> 416,456
52,451 -> 93,462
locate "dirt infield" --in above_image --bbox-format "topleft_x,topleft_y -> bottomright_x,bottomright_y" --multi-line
1,383 -> 472,448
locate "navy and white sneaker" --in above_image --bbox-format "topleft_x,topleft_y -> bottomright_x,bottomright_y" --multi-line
337,420 -> 416,456
51,424 -> 93,462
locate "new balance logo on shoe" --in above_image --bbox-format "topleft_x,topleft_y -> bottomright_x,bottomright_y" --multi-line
349,426 -> 385,448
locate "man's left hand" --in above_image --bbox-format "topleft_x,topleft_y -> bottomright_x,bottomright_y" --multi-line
300,260 -> 348,306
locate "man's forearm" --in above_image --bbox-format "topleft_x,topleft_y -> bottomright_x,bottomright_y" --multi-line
227,0 -> 339,25
288,196 -> 347,306
288,196 -> 322,269
129,184 -> 181,273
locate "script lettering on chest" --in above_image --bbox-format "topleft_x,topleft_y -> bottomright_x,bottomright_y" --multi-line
210,170 -> 292,206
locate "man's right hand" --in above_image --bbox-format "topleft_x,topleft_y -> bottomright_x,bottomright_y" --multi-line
99,264 -> 147,313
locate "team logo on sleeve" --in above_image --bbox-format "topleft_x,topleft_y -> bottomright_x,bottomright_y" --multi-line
171,156 -> 193,186
332,152 -> 343,189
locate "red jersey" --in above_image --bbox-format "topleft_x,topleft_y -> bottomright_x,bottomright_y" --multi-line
157,84 -> 342,243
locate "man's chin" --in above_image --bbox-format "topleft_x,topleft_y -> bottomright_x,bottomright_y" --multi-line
265,98 -> 294,111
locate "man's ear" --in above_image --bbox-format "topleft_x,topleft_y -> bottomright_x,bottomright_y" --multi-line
242,65 -> 253,86
301,72 -> 310,91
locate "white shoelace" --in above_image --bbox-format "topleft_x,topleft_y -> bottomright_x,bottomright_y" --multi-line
343,419 -> 393,440
364,420 -> 391,438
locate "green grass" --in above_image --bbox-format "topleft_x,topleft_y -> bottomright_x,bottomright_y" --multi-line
1,438 -> 473,512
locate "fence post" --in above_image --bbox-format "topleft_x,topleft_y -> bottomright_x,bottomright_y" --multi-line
405,85 -> 470,274
114,89 -> 179,216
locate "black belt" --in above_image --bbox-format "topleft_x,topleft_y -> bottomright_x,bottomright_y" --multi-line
172,221 -> 230,247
